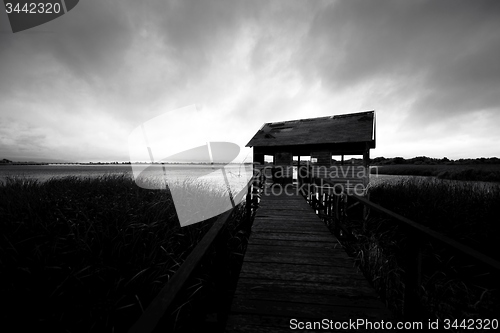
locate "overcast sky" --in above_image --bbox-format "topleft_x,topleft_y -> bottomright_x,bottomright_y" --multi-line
1,0 -> 499,162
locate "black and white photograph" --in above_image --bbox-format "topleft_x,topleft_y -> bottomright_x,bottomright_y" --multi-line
1,0 -> 499,332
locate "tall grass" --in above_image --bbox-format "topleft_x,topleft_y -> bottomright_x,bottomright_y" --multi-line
349,177 -> 500,322
372,164 -> 500,182
0,174 -> 244,332
368,177 -> 500,256
160,202 -> 251,333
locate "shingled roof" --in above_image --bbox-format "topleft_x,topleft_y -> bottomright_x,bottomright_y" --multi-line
246,110 -> 375,148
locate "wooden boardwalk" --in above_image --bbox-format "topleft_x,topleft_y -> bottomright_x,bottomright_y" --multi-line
225,185 -> 393,332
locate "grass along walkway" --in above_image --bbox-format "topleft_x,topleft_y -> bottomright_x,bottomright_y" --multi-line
0,174 -> 249,332
371,164 -> 500,182
346,177 -> 500,322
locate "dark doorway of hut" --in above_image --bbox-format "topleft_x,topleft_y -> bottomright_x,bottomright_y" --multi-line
263,154 -> 273,186
293,155 -> 311,186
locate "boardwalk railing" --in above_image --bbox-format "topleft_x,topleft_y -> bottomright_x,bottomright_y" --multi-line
128,176 -> 262,333
300,177 -> 500,318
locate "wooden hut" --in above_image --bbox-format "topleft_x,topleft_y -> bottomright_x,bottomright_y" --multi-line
246,110 -> 376,192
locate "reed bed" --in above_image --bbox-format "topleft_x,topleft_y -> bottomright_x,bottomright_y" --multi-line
0,174 -> 249,332
371,164 -> 500,182
346,177 -> 500,322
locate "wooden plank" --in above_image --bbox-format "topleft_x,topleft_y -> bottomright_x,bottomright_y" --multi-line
254,209 -> 314,215
248,238 -> 340,249
246,232 -> 336,243
244,243 -> 352,258
258,197 -> 305,201
250,228 -> 334,236
232,289 -> 383,308
250,224 -> 334,233
238,263 -> 368,284
251,223 -> 326,230
230,298 -> 389,320
252,216 -> 330,224
258,199 -> 310,204
238,261 -> 366,277
234,278 -> 382,299
226,314 -> 350,333
242,253 -> 355,267
254,217 -> 329,226
252,221 -> 331,228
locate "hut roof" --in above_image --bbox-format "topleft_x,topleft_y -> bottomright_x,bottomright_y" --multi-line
246,110 -> 375,148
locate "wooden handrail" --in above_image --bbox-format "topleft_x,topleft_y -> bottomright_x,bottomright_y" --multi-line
129,177 -> 256,333
350,193 -> 500,271
128,208 -> 235,333
314,177 -> 500,270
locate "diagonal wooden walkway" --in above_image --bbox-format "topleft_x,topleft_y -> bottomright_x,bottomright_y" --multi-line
225,185 -> 393,332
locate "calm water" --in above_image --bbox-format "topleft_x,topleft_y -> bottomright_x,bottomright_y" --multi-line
1,165 -> 497,191
0,164 -> 133,181
0,164 -> 253,191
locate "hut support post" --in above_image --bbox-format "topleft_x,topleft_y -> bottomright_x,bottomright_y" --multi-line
297,155 -> 301,185
246,181 -> 252,219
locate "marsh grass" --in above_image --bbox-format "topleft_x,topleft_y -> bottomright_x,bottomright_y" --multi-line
372,164 -> 500,182
367,177 -> 500,257
158,202 -> 252,333
344,177 -> 500,321
0,174 -> 246,332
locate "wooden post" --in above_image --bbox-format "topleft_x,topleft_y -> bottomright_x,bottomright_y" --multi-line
333,193 -> 340,236
312,190 -> 317,211
362,142 -> 371,225
363,143 -> 370,168
297,155 -> 301,186
253,150 -> 265,187
246,181 -> 252,220
323,191 -> 328,220
403,232 -> 423,319
325,192 -> 330,219
362,192 -> 370,232
363,142 -> 370,191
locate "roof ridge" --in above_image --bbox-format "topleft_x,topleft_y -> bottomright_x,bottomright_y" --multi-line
246,110 -> 375,148
265,110 -> 374,125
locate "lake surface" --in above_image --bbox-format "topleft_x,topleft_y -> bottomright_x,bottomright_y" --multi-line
0,164 -> 135,182
1,165 -> 497,191
0,164 -> 253,192
0,164 -> 396,189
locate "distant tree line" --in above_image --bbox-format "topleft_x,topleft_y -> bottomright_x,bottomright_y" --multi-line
2,157 -> 499,166
0,159 -> 48,165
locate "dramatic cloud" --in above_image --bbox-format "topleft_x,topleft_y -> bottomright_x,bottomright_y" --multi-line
297,0 -> 500,122
1,0 -> 499,162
